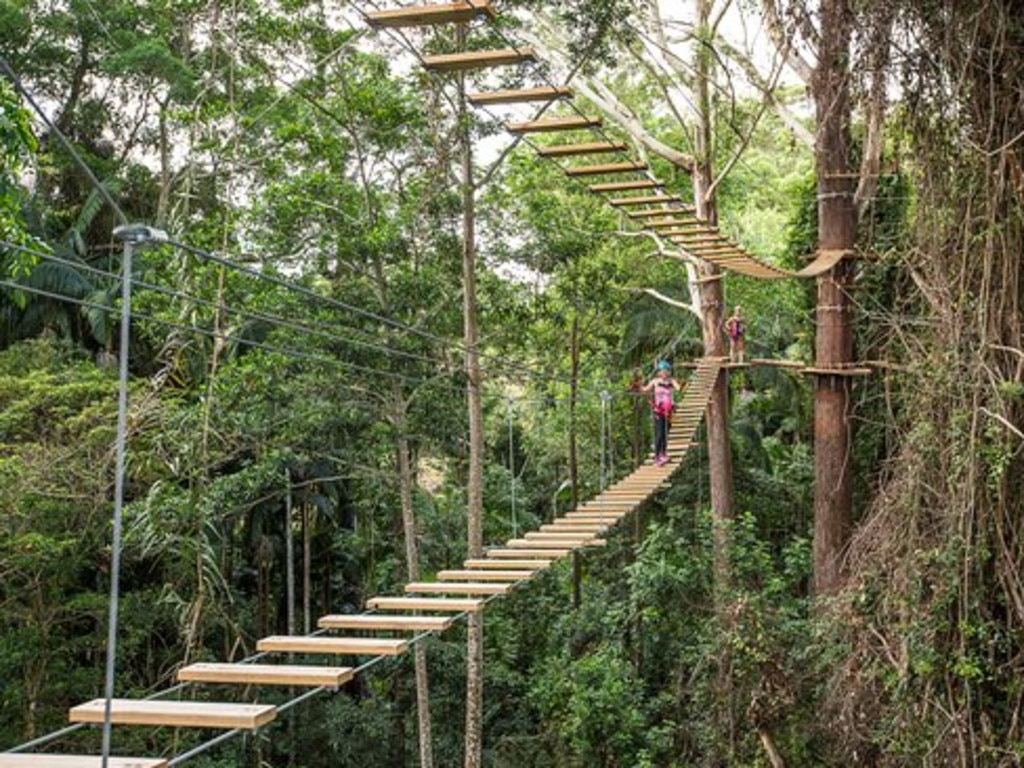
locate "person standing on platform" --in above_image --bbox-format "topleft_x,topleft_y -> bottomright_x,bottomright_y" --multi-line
726,305 -> 747,364
643,361 -> 683,466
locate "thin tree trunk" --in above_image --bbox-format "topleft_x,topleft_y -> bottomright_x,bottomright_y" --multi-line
692,0 -> 734,585
302,503 -> 311,635
812,0 -> 857,594
458,22 -> 485,768
568,313 -> 580,509
394,392 -> 435,768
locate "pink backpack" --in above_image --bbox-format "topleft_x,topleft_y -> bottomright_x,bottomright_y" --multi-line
653,381 -> 674,416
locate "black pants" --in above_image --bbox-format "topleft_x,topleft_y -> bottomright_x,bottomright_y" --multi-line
653,413 -> 669,456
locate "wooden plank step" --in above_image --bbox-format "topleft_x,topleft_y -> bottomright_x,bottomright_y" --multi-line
366,596 -> 485,612
256,636 -> 408,656
366,1 -> 495,27
487,548 -> 571,558
468,85 -> 572,105
523,531 -> 601,541
68,700 -> 276,730
539,524 -> 607,533
177,663 -> 353,688
405,581 -> 512,595
506,116 -> 602,133
560,518 -> 624,526
0,758 -> 167,768
504,538 -> 588,549
318,614 -> 453,632
423,48 -> 536,72
657,229 -> 709,237
506,538 -> 606,548
535,141 -> 627,157
608,195 -> 683,206
647,220 -> 700,229
564,161 -> 647,177
463,559 -> 552,570
629,207 -> 689,219
589,179 -> 660,192
438,569 -> 536,581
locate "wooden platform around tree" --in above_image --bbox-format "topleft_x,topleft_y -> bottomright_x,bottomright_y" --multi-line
423,48 -> 536,72
366,1 -> 495,27
0,757 -> 168,768
177,663 -> 354,688
256,636 -> 408,656
366,596 -> 485,612
506,116 -> 602,133
467,85 -> 572,105
801,366 -> 873,376
68,700 -> 276,730
750,358 -> 807,369
405,581 -> 513,595
318,614 -> 454,632
535,141 -> 627,157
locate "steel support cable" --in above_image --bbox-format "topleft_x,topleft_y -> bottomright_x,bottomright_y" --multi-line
0,53 -> 571,390
0,239 -> 452,371
0,277 -> 449,388
165,237 -> 572,388
158,590 -> 512,766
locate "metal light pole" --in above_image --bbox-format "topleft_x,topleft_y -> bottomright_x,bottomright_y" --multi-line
101,224 -> 166,767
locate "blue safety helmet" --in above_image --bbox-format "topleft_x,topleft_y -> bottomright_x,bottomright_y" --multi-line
657,360 -> 671,371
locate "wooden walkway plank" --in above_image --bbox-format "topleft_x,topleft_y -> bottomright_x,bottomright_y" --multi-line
506,116 -> 602,133
564,161 -> 648,177
468,86 -> 571,105
366,596 -> 485,612
608,194 -> 683,206
486,548 -> 571,558
318,614 -> 453,632
405,581 -> 513,595
588,179 -> 660,192
462,559 -> 552,570
256,636 -> 408,656
437,569 -> 536,581
0,758 -> 168,768
68,700 -> 276,730
423,48 -> 536,72
177,663 -> 353,688
366,1 -> 496,27
535,141 -> 627,157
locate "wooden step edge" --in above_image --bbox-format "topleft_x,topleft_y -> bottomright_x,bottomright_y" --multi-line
318,614 -> 454,631
177,662 -> 354,688
256,636 -> 408,656
0,757 -> 169,768
404,581 -> 513,595
68,699 -> 277,730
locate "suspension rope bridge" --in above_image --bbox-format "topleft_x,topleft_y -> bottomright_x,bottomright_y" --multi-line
0,1 -> 882,765
1,360 -> 721,766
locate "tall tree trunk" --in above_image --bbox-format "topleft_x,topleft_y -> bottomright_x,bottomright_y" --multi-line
458,23 -> 485,768
394,391 -> 435,768
568,313 -> 580,509
812,0 -> 857,594
692,0 -> 734,583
